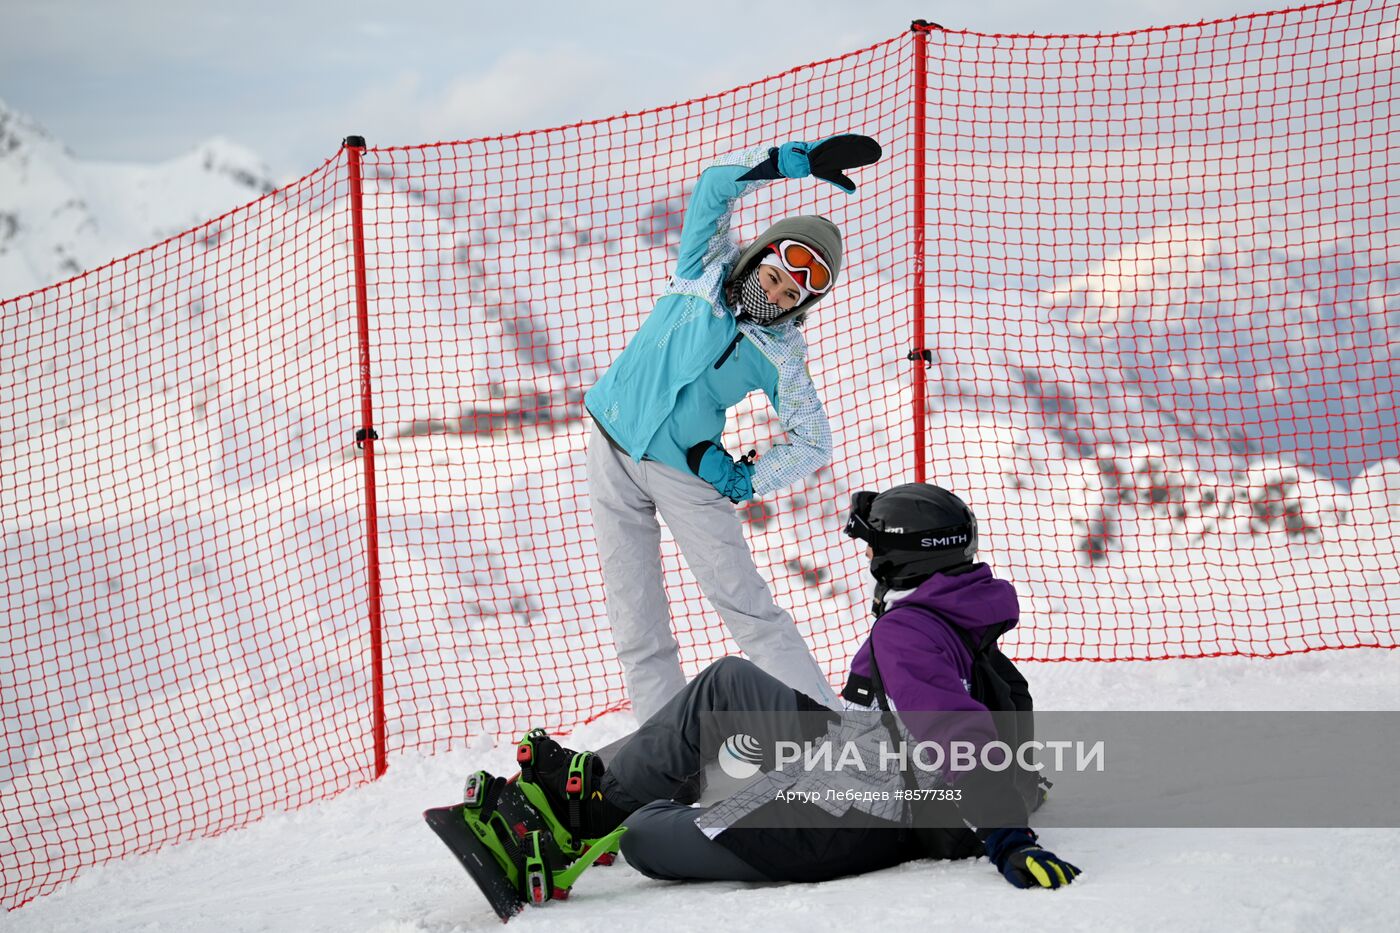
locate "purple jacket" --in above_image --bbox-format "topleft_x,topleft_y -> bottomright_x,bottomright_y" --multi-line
847,564 -> 1019,749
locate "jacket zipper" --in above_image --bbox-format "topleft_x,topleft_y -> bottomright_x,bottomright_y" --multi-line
713,333 -> 743,369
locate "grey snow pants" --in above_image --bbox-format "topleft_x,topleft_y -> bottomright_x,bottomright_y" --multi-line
587,423 -> 839,720
602,656 -> 804,881
602,657 -> 931,884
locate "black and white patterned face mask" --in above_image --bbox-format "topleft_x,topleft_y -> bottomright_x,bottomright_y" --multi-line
739,267 -> 787,325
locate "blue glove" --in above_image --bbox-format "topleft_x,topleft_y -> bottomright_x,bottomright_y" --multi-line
686,441 -> 755,503
982,828 -> 1082,890
776,135 -> 883,192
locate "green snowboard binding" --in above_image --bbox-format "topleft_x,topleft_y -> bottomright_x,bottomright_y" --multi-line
427,769 -> 625,919
514,728 -> 627,865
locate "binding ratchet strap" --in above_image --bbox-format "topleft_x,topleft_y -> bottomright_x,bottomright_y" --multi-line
565,753 -> 591,831
463,770 -> 503,812
523,832 -> 551,905
517,728 -> 547,781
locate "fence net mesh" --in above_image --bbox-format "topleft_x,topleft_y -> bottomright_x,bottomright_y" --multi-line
3,0 -> 1396,910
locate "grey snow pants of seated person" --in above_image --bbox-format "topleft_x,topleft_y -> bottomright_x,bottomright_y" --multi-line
587,423 -> 839,721
599,655 -> 813,882
619,801 -> 770,881
601,656 -> 973,885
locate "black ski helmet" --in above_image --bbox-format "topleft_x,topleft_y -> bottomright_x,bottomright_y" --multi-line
844,483 -> 979,589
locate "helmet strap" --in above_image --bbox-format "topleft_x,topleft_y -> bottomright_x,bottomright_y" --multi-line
871,579 -> 891,618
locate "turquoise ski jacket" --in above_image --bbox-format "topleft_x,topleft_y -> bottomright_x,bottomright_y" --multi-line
584,144 -> 833,498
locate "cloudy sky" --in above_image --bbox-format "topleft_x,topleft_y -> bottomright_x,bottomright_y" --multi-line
4,0 -> 1286,179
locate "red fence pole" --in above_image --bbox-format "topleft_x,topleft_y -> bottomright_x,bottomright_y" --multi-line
343,135 -> 388,779
909,22 -> 934,484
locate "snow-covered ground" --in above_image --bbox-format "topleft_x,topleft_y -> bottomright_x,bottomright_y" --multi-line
5,649 -> 1397,933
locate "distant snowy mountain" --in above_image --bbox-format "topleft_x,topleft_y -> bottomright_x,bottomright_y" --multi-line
1033,206 -> 1400,486
0,98 -> 276,300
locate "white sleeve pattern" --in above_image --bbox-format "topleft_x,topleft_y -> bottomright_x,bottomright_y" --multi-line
666,145 -> 776,306
741,322 -> 833,496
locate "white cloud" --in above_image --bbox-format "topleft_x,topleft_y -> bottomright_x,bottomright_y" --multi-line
336,45 -> 646,151
431,46 -> 619,137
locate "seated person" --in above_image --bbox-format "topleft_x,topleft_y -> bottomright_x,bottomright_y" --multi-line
524,483 -> 1080,891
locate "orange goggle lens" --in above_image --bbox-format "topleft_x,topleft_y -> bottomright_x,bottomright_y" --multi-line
777,241 -> 832,293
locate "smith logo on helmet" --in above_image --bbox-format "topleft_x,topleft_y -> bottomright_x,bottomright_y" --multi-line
921,534 -> 969,548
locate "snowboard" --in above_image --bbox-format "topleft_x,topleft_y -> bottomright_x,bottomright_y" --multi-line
428,724 -> 752,922
424,802 -> 526,922
426,767 -> 626,923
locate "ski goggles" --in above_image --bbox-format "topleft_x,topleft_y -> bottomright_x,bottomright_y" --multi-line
768,240 -> 833,295
844,491 -> 973,551
843,491 -> 881,543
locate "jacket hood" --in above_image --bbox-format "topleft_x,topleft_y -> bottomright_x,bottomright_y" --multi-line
726,215 -> 842,326
886,563 -> 1020,637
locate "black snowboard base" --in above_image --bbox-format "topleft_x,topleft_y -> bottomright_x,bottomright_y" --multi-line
424,804 -> 525,922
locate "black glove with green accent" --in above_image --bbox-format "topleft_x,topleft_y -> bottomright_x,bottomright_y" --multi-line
982,828 -> 1083,889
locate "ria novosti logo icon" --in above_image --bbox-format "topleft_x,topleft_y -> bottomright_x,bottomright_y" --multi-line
718,733 -> 764,779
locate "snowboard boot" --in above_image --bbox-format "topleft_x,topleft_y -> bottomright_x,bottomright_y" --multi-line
456,769 -> 626,908
515,728 -> 629,862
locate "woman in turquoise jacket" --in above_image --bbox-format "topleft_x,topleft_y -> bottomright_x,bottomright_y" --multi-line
584,134 -> 881,719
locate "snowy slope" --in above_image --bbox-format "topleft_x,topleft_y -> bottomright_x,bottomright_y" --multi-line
0,98 -> 277,301
4,650 -> 1397,933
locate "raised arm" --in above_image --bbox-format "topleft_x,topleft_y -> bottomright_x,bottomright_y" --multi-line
672,135 -> 882,281
672,144 -> 788,281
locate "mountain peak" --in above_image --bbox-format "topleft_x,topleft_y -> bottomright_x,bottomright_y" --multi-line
0,114 -> 277,300
0,98 -> 71,163
184,136 -> 276,195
